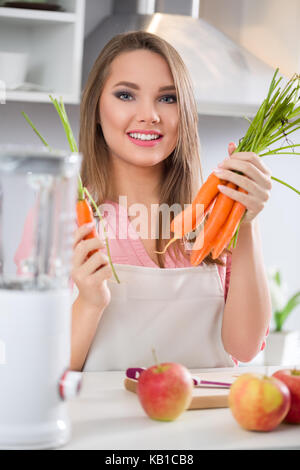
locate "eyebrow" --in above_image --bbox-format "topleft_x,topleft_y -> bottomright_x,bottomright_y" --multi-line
112,81 -> 176,92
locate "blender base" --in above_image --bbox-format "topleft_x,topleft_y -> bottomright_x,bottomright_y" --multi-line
0,429 -> 71,450
0,289 -> 73,451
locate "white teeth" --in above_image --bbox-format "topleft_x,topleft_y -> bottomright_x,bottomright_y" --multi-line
129,133 -> 161,141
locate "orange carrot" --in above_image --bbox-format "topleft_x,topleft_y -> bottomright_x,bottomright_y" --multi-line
190,239 -> 216,267
156,173 -> 223,255
190,182 -> 237,266
171,173 -> 222,237
211,188 -> 247,259
155,194 -> 218,255
76,198 -> 98,256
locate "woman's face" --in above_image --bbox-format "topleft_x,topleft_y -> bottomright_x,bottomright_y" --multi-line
99,49 -> 179,168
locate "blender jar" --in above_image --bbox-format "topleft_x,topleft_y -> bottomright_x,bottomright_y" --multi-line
0,146 -> 81,449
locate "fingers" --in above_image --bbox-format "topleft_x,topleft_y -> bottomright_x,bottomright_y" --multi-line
73,222 -> 96,248
214,146 -> 274,224
214,148 -> 273,224
228,142 -> 237,156
72,249 -> 111,286
217,184 -> 265,216
214,166 -> 271,201
73,237 -> 105,267
216,154 -> 272,192
91,263 -> 113,283
72,223 -> 106,268
78,250 -> 110,278
225,151 -> 272,177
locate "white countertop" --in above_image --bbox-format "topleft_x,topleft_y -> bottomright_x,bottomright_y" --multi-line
61,366 -> 300,450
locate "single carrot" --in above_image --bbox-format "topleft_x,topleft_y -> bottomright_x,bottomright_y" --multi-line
190,239 -> 216,267
190,182 -> 237,266
211,188 -> 247,259
171,173 -> 222,237
76,197 -> 98,257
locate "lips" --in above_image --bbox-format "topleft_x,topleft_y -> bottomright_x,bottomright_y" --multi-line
127,130 -> 163,136
127,132 -> 163,147
127,129 -> 163,147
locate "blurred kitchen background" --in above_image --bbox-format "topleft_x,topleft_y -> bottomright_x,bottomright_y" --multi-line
0,0 -> 299,362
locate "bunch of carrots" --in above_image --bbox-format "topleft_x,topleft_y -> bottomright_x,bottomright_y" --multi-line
22,96 -> 120,284
159,68 -> 300,266
167,174 -> 247,266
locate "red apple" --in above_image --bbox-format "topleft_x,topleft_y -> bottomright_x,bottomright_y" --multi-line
272,369 -> 300,424
228,373 -> 291,431
137,362 -> 193,421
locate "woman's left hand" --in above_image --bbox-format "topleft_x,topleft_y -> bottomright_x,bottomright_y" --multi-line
213,142 -> 272,224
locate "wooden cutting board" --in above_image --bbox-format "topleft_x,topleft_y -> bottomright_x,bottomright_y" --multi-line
124,371 -> 241,410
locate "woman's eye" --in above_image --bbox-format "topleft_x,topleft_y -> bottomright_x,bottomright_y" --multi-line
160,95 -> 177,104
114,91 -> 177,103
115,91 -> 133,101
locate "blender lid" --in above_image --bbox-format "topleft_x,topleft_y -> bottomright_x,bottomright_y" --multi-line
0,145 -> 81,175
0,144 -> 78,160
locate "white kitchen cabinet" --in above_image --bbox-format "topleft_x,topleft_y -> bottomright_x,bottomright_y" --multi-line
0,0 -> 85,103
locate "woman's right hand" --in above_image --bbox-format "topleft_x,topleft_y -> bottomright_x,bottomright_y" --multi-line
71,222 -> 113,312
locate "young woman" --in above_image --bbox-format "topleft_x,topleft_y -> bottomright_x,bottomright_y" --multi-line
71,31 -> 272,372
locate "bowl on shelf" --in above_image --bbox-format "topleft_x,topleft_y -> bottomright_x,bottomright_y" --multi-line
0,51 -> 28,90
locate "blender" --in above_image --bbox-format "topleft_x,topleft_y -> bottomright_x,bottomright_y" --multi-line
0,146 -> 82,449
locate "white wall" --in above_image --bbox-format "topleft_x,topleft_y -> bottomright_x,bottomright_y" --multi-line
0,0 -> 299,332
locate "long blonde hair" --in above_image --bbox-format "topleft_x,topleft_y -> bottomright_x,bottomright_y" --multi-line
79,30 -> 225,268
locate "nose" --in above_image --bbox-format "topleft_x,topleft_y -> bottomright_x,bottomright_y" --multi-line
135,98 -> 160,124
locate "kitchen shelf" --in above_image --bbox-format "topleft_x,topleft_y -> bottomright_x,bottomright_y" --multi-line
5,89 -> 79,104
0,0 -> 85,104
0,7 -> 76,24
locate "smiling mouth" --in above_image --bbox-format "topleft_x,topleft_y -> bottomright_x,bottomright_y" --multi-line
127,133 -> 163,147
127,132 -> 163,141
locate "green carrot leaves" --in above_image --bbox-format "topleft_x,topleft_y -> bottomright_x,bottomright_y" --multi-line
230,69 -> 300,248
237,69 -> 300,164
21,111 -> 51,150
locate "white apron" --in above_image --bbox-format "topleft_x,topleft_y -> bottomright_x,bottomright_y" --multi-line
82,263 -> 235,371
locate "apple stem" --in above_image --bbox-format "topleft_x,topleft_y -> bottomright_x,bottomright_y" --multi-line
152,348 -> 163,373
292,367 -> 300,376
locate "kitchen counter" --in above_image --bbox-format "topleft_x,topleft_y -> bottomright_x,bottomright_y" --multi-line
61,366 -> 300,450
